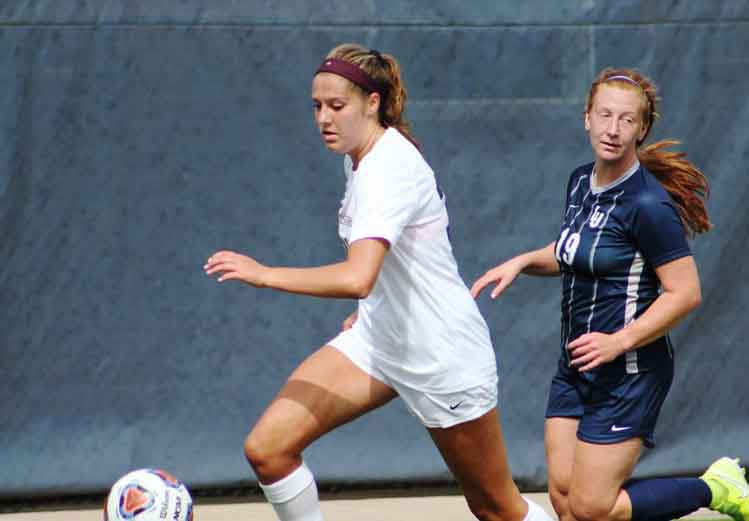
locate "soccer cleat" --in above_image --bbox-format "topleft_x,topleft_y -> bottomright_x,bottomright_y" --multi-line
700,457 -> 749,521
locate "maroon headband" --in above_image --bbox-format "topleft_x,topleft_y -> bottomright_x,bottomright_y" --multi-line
315,57 -> 384,95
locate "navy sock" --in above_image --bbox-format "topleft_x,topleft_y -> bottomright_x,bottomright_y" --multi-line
625,477 -> 712,521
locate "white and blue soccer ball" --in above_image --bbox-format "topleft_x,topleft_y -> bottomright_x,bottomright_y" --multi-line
104,468 -> 193,521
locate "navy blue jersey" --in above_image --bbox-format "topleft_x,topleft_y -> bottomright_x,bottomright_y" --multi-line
554,161 -> 692,375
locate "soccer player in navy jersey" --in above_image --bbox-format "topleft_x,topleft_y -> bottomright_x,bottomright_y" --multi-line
472,68 -> 749,521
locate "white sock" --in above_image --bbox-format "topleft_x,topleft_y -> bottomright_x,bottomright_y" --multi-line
259,462 -> 324,521
522,496 -> 554,521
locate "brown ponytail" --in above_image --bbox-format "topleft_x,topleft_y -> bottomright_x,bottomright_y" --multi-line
587,68 -> 711,236
326,43 -> 418,147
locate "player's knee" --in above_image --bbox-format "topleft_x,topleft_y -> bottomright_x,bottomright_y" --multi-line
546,473 -> 573,517
568,492 -> 613,521
243,427 -> 282,473
243,425 -> 303,480
547,486 -> 571,519
243,429 -> 266,468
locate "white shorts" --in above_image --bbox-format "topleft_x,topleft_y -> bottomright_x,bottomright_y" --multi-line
328,327 -> 498,429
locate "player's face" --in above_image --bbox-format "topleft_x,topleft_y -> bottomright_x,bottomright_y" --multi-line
585,84 -> 648,168
311,73 -> 377,157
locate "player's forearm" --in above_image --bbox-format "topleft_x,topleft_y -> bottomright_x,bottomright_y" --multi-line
520,242 -> 561,276
614,288 -> 702,352
262,262 -> 373,299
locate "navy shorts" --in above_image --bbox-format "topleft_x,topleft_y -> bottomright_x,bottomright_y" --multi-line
545,357 -> 673,448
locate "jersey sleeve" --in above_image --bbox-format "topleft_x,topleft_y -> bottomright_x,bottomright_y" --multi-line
562,169 -> 577,211
631,192 -> 692,267
348,159 -> 433,247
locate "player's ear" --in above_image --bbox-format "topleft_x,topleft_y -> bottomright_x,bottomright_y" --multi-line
366,92 -> 381,117
584,111 -> 591,131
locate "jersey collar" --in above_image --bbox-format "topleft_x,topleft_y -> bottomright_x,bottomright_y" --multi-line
591,160 -> 640,194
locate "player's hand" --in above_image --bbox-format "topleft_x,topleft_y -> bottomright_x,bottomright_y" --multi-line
204,250 -> 269,287
471,258 -> 524,299
567,332 -> 627,372
342,310 -> 358,331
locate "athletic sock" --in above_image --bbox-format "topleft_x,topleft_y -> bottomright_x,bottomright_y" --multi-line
259,462 -> 324,521
625,477 -> 712,521
522,495 -> 554,521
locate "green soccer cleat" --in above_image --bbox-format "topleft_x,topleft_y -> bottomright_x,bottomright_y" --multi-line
700,457 -> 749,521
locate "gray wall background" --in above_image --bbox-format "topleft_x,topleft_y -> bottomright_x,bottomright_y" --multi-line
1,1 -> 748,499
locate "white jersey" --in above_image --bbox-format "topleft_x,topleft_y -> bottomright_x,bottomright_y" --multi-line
338,127 -> 496,393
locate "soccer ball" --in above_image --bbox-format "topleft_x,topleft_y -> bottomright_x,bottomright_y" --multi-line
104,468 -> 193,521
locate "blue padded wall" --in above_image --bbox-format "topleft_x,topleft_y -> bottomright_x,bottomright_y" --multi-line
1,1 -> 747,498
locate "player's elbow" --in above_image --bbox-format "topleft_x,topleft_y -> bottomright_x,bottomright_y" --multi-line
688,286 -> 702,311
341,266 -> 378,299
676,285 -> 701,315
347,275 -> 376,299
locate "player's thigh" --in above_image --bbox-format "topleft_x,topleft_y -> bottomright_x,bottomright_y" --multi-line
249,345 -> 397,454
568,438 -> 642,520
428,409 -> 522,511
545,417 -> 579,508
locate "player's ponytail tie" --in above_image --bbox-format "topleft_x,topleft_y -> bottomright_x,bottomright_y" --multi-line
369,49 -> 387,67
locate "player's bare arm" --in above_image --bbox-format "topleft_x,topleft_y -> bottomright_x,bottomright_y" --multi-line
471,241 -> 560,299
204,237 -> 388,299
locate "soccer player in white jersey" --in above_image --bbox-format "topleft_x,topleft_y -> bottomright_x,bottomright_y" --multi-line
204,43 -> 552,521
473,68 -> 749,521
